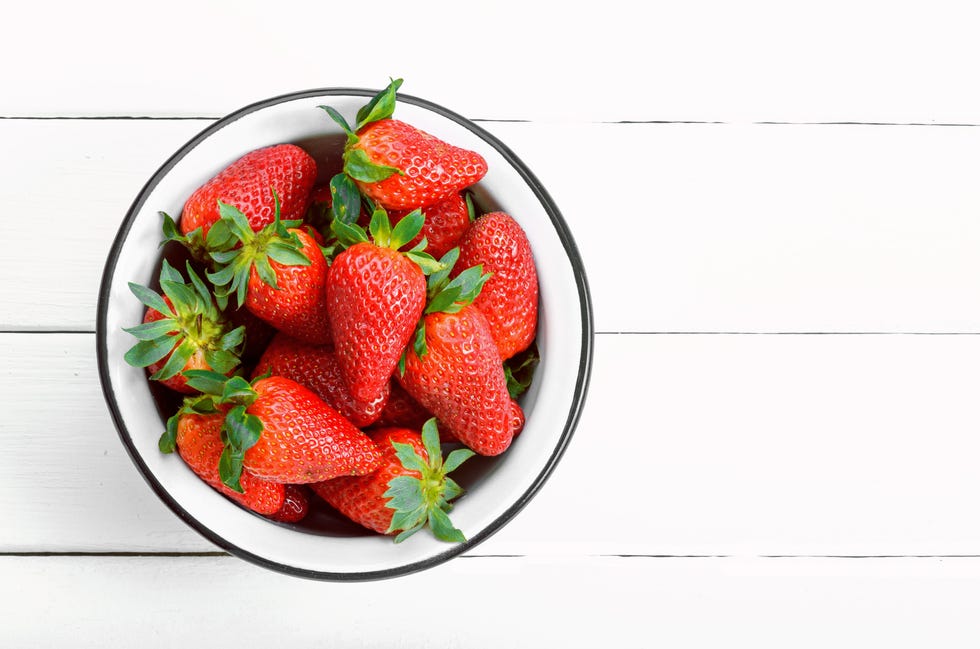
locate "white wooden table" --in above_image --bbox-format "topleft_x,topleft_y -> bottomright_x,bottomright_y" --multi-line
5,1 -> 980,645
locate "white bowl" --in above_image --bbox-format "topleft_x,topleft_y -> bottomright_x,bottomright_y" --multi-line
96,88 -> 593,580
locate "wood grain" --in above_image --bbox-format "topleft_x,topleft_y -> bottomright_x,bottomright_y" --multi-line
6,332 -> 980,556
2,1 -> 980,124
3,555 -> 980,647
5,120 -> 980,333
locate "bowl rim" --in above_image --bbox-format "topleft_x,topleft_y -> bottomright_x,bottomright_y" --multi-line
95,87 -> 594,581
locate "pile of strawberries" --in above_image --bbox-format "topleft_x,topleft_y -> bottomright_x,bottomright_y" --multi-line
124,79 -> 539,543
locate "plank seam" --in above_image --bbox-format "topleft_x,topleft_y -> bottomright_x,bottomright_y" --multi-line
4,552 -> 980,559
0,116 -> 978,128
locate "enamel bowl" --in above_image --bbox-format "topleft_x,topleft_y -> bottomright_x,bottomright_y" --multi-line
96,88 -> 593,581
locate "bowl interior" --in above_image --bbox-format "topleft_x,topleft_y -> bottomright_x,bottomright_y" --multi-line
98,90 -> 592,579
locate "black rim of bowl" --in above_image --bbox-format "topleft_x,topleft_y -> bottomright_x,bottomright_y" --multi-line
95,88 -> 595,582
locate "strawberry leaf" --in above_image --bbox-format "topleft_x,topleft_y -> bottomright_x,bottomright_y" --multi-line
124,335 -> 179,368
443,447 -> 476,474
266,240 -> 311,267
385,475 -> 425,512
504,344 -> 540,399
224,404 -> 262,451
369,207 -> 393,248
183,369 -> 232,395
218,447 -> 246,493
319,105 -> 355,139
184,262 -> 213,305
331,217 -> 369,249
252,255 -> 279,291
391,442 -> 429,473
355,77 -> 403,131
160,412 -> 179,454
219,404 -> 263,492
330,173 -> 361,225
221,376 -> 256,403
149,338 -> 194,381
426,248 -> 460,296
411,320 -> 427,359
218,326 -> 246,351
442,476 -> 464,502
203,349 -> 239,375
128,283 -> 173,318
159,278 -> 199,314
345,148 -> 403,183
122,319 -> 178,341
464,191 -> 477,222
420,418 -> 442,464
205,217 -> 236,253
159,259 -> 183,284
425,285 -> 463,315
389,209 -> 424,249
428,507 -> 466,543
405,251 -> 445,277
160,212 -> 183,246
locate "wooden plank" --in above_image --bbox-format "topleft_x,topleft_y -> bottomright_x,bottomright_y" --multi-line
6,120 -> 980,333
3,1 -> 980,124
0,119 -> 205,331
3,555 -> 980,647
6,332 -> 980,555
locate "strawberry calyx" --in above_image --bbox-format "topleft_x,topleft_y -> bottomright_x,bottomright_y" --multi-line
124,260 -> 245,382
504,342 -> 540,399
205,190 -> 312,308
319,78 -> 406,184
182,369 -> 265,493
400,248 -> 492,369
384,418 -> 475,543
331,203 -> 445,275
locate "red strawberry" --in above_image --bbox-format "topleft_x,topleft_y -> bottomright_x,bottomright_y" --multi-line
372,381 -> 433,431
252,332 -> 388,428
266,484 -> 311,524
326,208 -> 439,405
321,79 -> 487,210
124,260 -> 244,394
161,397 -> 285,516
183,372 -> 382,488
399,303 -> 515,456
395,259 -> 518,455
207,199 -> 332,345
508,398 -> 526,438
390,191 -> 472,260
454,211 -> 538,361
178,143 -> 316,243
310,420 -> 474,542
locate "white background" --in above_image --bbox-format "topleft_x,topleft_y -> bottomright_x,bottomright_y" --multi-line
4,0 -> 980,645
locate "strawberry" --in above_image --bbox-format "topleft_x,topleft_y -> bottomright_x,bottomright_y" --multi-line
167,143 -> 316,257
267,484 -> 311,524
372,381 -> 433,431
206,197 -> 333,345
326,207 -> 441,405
390,191 -> 472,260
310,419 -> 474,542
397,258 -> 519,456
321,79 -> 487,210
454,211 -> 538,361
160,396 -> 285,516
183,371 -> 382,489
252,332 -> 389,428
124,260 -> 244,394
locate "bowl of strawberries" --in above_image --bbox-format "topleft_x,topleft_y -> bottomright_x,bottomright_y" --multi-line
97,79 -> 593,580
